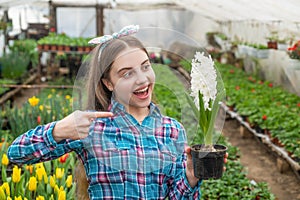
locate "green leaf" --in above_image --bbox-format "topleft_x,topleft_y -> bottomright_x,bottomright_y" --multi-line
184,92 -> 199,121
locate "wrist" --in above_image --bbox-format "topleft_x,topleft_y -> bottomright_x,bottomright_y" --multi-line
185,169 -> 199,188
52,121 -> 66,142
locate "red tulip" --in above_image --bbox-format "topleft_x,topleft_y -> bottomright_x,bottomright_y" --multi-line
37,116 -> 41,124
297,103 -> 300,107
59,153 -> 69,163
262,115 -> 267,120
235,86 -> 240,90
268,83 -> 273,87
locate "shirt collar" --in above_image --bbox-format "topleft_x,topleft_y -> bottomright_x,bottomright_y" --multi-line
109,97 -> 162,119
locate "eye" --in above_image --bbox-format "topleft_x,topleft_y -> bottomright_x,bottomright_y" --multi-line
142,64 -> 151,71
123,70 -> 133,78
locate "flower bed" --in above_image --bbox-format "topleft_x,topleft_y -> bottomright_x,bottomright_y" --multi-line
215,62 -> 300,164
1,87 -> 76,199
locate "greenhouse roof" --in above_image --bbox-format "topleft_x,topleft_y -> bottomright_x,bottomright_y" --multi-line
1,0 -> 300,23
0,0 -> 173,9
174,0 -> 300,23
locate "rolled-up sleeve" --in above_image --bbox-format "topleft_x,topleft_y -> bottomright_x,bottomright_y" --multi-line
7,122 -> 82,164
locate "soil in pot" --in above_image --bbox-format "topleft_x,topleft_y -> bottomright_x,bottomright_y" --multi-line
191,144 -> 227,180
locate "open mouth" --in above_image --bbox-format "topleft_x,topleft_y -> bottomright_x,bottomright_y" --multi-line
133,86 -> 149,99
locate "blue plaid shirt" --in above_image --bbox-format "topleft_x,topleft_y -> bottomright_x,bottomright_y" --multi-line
8,99 -> 201,199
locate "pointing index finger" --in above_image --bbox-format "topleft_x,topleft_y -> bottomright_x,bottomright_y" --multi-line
93,112 -> 114,118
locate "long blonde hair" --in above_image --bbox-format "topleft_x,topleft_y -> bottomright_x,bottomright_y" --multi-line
75,36 -> 149,199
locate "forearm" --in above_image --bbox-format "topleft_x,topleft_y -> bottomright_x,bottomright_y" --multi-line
8,122 -> 67,164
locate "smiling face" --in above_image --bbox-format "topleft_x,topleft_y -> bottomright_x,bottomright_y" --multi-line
102,47 -> 155,115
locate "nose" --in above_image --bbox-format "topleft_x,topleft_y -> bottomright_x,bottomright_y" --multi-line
135,69 -> 148,85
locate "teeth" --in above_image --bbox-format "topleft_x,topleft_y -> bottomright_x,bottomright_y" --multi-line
135,87 -> 148,93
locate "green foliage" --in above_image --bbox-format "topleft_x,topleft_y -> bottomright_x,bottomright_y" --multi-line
8,39 -> 38,68
153,63 -> 275,199
3,88 -> 73,139
0,51 -> 30,79
0,79 -> 17,96
216,62 -> 300,161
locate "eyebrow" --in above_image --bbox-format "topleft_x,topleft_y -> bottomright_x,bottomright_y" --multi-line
117,59 -> 150,74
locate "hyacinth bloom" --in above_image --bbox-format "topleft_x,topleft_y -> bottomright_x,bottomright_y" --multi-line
28,96 -> 40,107
190,51 -> 217,111
186,51 -> 225,146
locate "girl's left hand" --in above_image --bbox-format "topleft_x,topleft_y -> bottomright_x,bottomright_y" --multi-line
184,146 -> 229,187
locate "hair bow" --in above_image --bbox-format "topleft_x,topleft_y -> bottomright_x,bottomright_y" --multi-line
88,25 -> 139,45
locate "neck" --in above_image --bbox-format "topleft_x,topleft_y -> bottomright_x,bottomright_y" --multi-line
126,106 -> 150,123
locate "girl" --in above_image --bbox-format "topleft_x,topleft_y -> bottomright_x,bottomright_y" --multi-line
8,25 -> 214,199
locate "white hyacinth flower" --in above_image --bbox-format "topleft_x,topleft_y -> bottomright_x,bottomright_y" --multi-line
190,51 -> 217,111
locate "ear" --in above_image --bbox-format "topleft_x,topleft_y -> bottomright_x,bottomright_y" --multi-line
102,78 -> 113,91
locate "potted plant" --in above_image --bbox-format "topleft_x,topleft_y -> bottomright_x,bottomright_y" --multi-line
266,31 -> 279,49
185,51 -> 227,179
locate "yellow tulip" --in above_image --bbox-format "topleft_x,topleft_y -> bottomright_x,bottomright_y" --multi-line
36,166 -> 48,183
66,175 -> 72,188
35,163 -> 43,169
2,182 -> 10,196
49,175 -> 56,188
58,190 -> 66,200
39,105 -> 44,111
36,195 -> 45,200
0,186 -> 5,200
55,168 -> 64,179
25,165 -> 33,174
7,197 -> 12,200
28,96 -> 40,107
1,153 -> 9,166
28,176 -> 37,191
12,166 -> 21,183
65,95 -> 71,100
54,185 -> 64,194
14,196 -> 22,200
48,94 -> 52,99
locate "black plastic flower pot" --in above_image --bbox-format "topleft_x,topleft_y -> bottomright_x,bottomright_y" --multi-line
191,144 -> 227,180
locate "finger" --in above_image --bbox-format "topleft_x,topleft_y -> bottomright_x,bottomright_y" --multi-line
83,111 -> 114,119
224,157 -> 227,164
185,146 -> 191,154
93,112 -> 114,118
185,146 -> 192,160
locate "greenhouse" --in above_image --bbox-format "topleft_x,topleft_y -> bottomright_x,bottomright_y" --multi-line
0,0 -> 299,199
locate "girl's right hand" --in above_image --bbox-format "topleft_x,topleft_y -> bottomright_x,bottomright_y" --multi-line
52,110 -> 113,142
